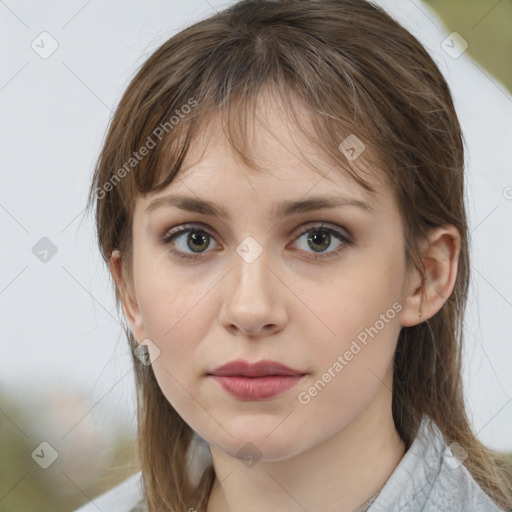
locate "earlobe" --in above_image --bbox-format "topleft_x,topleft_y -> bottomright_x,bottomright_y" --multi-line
400,225 -> 460,327
109,249 -> 146,342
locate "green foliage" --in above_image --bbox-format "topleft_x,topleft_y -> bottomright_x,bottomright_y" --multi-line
423,0 -> 512,93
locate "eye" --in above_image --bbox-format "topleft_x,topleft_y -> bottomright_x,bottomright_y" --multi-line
291,223 -> 353,261
161,224 -> 219,261
160,222 -> 353,262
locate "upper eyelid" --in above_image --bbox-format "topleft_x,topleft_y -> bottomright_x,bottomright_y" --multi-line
163,221 -> 351,237
162,221 -> 352,245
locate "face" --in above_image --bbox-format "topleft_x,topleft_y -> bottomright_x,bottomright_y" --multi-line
119,95 -> 411,462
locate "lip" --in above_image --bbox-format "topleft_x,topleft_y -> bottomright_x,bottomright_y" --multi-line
208,359 -> 306,400
209,359 -> 304,377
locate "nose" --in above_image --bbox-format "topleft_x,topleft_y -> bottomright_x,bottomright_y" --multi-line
218,244 -> 288,338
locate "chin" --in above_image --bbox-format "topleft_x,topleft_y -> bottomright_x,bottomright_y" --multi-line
206,421 -> 310,463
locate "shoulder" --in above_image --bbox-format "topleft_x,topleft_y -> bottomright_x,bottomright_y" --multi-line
71,471 -> 146,512
426,446 -> 505,512
368,416 -> 506,512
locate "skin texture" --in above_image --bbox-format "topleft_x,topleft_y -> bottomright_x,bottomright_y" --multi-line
110,92 -> 461,512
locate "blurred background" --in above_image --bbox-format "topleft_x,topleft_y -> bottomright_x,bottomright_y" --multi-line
1,0 -> 511,510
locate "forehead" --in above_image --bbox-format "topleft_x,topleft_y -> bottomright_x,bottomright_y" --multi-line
138,88 -> 391,218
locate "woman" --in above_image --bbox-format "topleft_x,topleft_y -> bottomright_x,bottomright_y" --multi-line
76,0 -> 512,510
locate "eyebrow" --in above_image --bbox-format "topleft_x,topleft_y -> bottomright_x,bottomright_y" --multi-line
145,193 -> 374,218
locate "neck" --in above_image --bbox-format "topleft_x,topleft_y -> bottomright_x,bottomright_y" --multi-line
206,383 -> 406,512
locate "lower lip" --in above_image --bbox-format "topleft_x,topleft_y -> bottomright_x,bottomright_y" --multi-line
210,375 -> 304,400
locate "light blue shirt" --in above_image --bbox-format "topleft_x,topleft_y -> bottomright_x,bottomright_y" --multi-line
72,415 -> 507,511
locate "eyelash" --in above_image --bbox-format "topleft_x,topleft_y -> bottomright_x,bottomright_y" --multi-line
160,222 -> 354,262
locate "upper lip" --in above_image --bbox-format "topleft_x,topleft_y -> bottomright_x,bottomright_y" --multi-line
209,359 -> 305,377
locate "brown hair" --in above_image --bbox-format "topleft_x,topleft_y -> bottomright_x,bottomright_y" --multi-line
85,0 -> 512,510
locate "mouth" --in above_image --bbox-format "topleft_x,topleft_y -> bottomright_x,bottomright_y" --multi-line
207,359 -> 307,400
209,359 -> 304,377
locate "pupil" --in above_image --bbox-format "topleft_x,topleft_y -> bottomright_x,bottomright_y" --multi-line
188,231 -> 209,252
308,231 -> 330,252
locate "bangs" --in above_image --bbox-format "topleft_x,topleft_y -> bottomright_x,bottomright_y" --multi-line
123,46 -> 391,213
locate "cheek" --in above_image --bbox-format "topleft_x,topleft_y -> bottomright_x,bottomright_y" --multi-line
138,282 -> 214,367
134,244 -> 214,344
302,255 -> 402,348
297,244 -> 404,397
131,245 -> 223,415
137,279 -> 217,423
295,290 -> 400,433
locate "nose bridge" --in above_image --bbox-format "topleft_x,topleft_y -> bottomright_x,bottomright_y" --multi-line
219,233 -> 285,335
232,234 -> 272,302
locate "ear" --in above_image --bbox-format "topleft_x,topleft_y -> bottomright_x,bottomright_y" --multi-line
109,249 -> 147,343
400,224 -> 461,327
